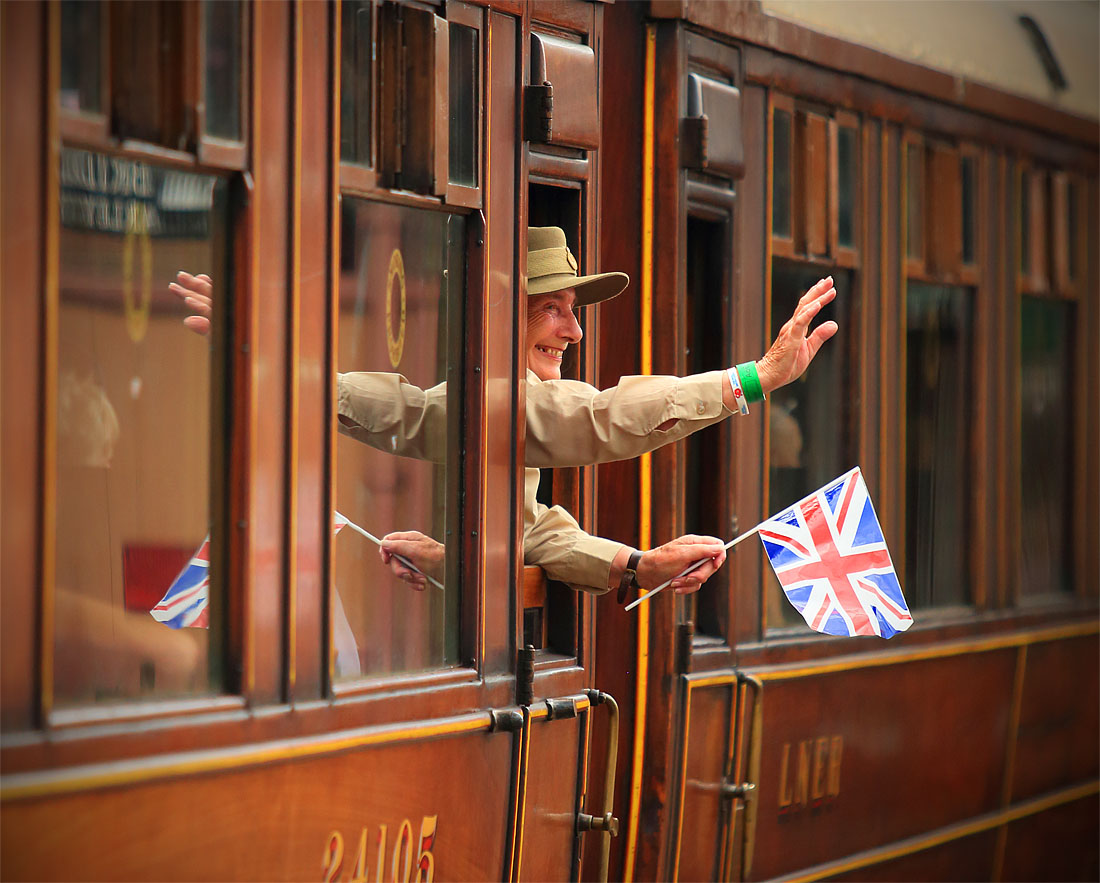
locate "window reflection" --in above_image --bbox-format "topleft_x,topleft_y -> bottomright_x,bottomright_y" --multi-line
905,282 -> 973,608
772,109 -> 792,239
766,262 -> 854,629
1020,297 -> 1074,597
55,148 -> 229,706
334,199 -> 463,680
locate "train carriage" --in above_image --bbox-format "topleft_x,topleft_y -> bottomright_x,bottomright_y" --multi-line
1,1 -> 1097,881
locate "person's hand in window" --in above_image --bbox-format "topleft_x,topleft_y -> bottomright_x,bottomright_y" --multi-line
379,531 -> 445,591
169,271 -> 213,336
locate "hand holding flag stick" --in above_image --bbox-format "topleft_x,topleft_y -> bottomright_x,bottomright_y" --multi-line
337,514 -> 445,592
624,468 -> 913,640
623,529 -> 759,612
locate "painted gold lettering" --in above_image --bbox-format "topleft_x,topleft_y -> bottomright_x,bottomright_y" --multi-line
416,815 -> 437,883
322,831 -> 344,883
812,737 -> 829,800
374,824 -> 388,883
827,735 -> 843,797
391,819 -> 414,883
778,743 -> 793,808
795,740 -> 810,806
349,827 -> 368,883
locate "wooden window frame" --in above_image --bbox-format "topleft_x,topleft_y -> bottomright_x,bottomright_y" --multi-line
958,143 -> 982,287
196,0 -> 250,171
829,110 -> 860,269
1017,162 -> 1051,295
902,129 -> 926,278
442,0 -> 484,210
769,92 -> 796,260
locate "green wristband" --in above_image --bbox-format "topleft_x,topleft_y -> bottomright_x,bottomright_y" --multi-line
736,362 -> 765,403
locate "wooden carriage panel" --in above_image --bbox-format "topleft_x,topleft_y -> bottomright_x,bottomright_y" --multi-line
1009,634 -> 1100,803
829,829 -> 997,882
1,724 -> 514,881
747,649 -> 1016,880
999,794 -> 1100,882
673,679 -> 734,883
1,0 -> 49,731
516,715 -> 584,881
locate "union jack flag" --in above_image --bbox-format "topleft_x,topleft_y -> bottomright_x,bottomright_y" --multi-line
760,467 -> 912,638
151,513 -> 351,630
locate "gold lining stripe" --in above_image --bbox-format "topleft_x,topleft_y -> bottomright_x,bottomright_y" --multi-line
326,0 -> 343,690
672,675 -> 737,880
40,0 -> 62,721
773,780 -> 1100,883
747,621 -> 1097,682
512,707 -> 533,881
624,23 -> 657,883
245,4 -> 263,698
761,94 -> 775,633
286,0 -> 304,696
1,712 -> 491,802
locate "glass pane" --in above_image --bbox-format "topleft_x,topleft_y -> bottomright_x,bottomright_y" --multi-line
340,0 -> 373,165
765,262 -> 855,629
685,216 -> 729,638
448,23 -> 479,188
837,126 -> 857,249
905,143 -> 923,260
55,147 -> 229,707
335,200 -> 463,680
772,109 -> 792,239
905,282 -> 973,608
1020,297 -> 1074,596
203,0 -> 242,140
60,0 -> 101,113
961,155 -> 976,265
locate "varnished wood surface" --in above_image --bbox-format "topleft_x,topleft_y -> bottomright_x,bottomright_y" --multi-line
2,726 -> 515,881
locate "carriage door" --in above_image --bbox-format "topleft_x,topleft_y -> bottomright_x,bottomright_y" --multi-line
647,24 -> 753,882
510,4 -> 614,881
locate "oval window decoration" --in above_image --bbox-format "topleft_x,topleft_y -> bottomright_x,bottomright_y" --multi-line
386,248 -> 407,368
122,203 -> 153,343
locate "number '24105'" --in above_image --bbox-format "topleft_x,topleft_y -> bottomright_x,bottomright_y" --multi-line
322,816 -> 437,883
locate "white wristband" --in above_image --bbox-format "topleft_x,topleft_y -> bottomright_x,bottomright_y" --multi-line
727,367 -> 750,416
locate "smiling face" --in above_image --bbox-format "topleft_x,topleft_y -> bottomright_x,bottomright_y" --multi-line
526,288 -> 582,381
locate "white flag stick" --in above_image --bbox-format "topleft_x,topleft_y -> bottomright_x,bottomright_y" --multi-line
624,468 -> 864,613
623,524 -> 763,613
340,518 -> 445,592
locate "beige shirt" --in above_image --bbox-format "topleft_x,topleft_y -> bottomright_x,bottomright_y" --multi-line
336,370 -> 736,592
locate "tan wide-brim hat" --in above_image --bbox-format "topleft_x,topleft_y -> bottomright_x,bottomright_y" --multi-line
527,226 -> 629,307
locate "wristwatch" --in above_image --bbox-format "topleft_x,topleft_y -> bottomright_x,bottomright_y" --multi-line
617,549 -> 645,604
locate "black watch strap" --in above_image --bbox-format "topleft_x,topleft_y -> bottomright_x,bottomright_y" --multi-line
617,549 -> 645,604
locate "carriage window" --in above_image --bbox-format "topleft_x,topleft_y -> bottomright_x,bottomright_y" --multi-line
686,216 -> 731,638
334,200 -> 463,680
1020,297 -> 1075,598
905,283 -> 974,608
961,154 -> 977,266
836,124 -> 857,250
772,107 -> 793,240
765,262 -> 855,629
448,23 -> 479,188
202,0 -> 243,141
905,142 -> 924,263
340,0 -> 373,165
54,148 -> 230,707
60,0 -> 102,113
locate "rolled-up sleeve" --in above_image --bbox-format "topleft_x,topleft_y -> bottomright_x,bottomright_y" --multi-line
336,372 -> 448,463
522,468 -> 623,595
525,371 -> 734,468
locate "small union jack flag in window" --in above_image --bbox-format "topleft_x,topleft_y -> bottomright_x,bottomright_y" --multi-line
761,467 -> 912,638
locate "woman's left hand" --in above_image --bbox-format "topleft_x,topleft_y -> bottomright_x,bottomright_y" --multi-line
755,276 -> 838,394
